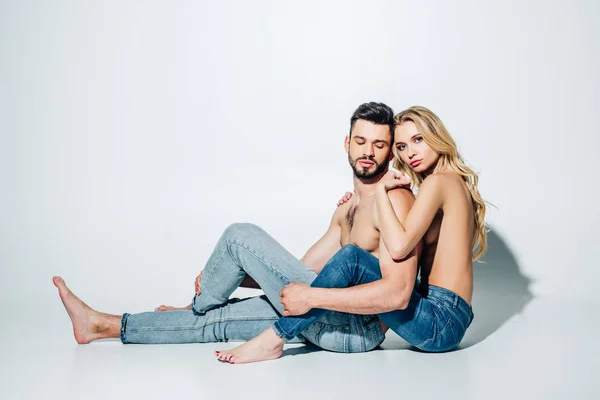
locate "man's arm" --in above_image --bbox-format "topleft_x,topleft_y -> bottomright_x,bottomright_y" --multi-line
288,189 -> 419,314
300,206 -> 345,274
303,240 -> 418,313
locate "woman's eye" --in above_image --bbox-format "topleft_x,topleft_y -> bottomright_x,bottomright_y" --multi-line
415,136 -> 423,143
397,144 -> 406,151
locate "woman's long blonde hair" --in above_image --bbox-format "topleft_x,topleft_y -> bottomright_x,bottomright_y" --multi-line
392,106 -> 488,261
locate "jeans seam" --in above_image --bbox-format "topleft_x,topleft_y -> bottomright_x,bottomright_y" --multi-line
356,316 -> 366,352
412,300 -> 435,349
199,244 -> 229,294
226,239 -> 294,284
344,328 -> 349,352
454,303 -> 472,321
444,305 -> 467,333
127,315 -> 281,333
276,317 -> 310,340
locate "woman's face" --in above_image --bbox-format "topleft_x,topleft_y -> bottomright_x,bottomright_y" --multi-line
394,121 -> 439,173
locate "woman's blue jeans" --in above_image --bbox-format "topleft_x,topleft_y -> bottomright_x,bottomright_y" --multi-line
273,244 -> 474,352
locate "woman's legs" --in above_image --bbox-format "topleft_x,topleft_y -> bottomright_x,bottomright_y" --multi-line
215,245 -> 427,363
269,245 -> 471,351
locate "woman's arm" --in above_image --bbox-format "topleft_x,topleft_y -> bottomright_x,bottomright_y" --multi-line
376,174 -> 446,260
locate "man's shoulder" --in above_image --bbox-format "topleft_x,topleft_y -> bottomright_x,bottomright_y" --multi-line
331,197 -> 355,224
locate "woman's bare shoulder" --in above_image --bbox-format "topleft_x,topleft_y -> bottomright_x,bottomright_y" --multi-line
421,171 -> 468,199
421,171 -> 459,188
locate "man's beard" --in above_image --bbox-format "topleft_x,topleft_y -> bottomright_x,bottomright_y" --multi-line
348,153 -> 388,181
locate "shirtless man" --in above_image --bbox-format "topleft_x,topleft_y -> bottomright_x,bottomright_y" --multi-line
52,102 -> 418,354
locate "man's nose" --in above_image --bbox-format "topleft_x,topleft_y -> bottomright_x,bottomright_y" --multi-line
363,143 -> 375,157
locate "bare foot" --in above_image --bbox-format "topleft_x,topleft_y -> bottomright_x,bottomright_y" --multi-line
52,276 -> 114,344
154,304 -> 192,312
215,328 -> 284,364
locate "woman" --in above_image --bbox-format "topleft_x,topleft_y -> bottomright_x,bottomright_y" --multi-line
215,105 -> 487,363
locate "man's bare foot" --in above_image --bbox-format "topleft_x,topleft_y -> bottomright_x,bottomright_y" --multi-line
52,276 -> 117,344
215,328 -> 284,364
154,304 -> 192,312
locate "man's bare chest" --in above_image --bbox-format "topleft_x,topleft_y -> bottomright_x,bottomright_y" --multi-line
339,200 -> 379,250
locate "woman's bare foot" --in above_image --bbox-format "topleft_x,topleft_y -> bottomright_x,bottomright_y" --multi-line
154,304 -> 192,312
215,328 -> 284,364
52,276 -> 119,344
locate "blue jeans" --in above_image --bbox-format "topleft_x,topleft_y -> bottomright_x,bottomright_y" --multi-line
121,224 -> 384,352
273,244 -> 474,352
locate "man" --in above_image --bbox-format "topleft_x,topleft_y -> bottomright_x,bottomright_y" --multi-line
53,102 -> 418,354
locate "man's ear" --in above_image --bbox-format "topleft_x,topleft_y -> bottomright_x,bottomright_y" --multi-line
344,135 -> 350,153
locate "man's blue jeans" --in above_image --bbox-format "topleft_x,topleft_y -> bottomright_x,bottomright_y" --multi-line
273,244 -> 474,352
121,224 -> 385,353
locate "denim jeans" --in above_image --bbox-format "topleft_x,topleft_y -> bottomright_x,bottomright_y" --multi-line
121,224 -> 385,352
273,244 -> 474,352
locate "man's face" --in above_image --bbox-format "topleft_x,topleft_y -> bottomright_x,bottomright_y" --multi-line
344,119 -> 393,181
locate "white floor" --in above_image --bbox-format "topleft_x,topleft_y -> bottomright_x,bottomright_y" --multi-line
1,285 -> 599,400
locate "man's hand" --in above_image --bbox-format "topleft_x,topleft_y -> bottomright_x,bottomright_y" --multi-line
378,170 -> 411,191
337,191 -> 354,207
279,282 -> 313,316
195,271 -> 203,295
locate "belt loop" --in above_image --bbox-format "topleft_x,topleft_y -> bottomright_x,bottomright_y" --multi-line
453,294 -> 459,308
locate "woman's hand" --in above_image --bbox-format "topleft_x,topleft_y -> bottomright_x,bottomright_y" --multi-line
378,170 -> 411,191
337,191 -> 354,207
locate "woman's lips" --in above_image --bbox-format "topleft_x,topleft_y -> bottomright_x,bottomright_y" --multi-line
410,159 -> 422,167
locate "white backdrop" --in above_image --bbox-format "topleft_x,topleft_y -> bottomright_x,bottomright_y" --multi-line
1,0 -> 598,313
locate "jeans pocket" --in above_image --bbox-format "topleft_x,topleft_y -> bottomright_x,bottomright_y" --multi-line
302,321 -> 351,353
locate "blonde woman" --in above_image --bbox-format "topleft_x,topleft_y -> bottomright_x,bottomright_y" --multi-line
216,106 -> 487,363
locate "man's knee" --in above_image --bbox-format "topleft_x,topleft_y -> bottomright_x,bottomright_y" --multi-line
222,223 -> 263,241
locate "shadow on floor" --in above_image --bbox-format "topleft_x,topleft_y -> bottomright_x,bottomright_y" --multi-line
380,227 -> 533,351
459,228 -> 533,348
281,342 -> 322,358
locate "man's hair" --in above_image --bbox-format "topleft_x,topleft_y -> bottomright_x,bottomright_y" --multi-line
349,102 -> 395,141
